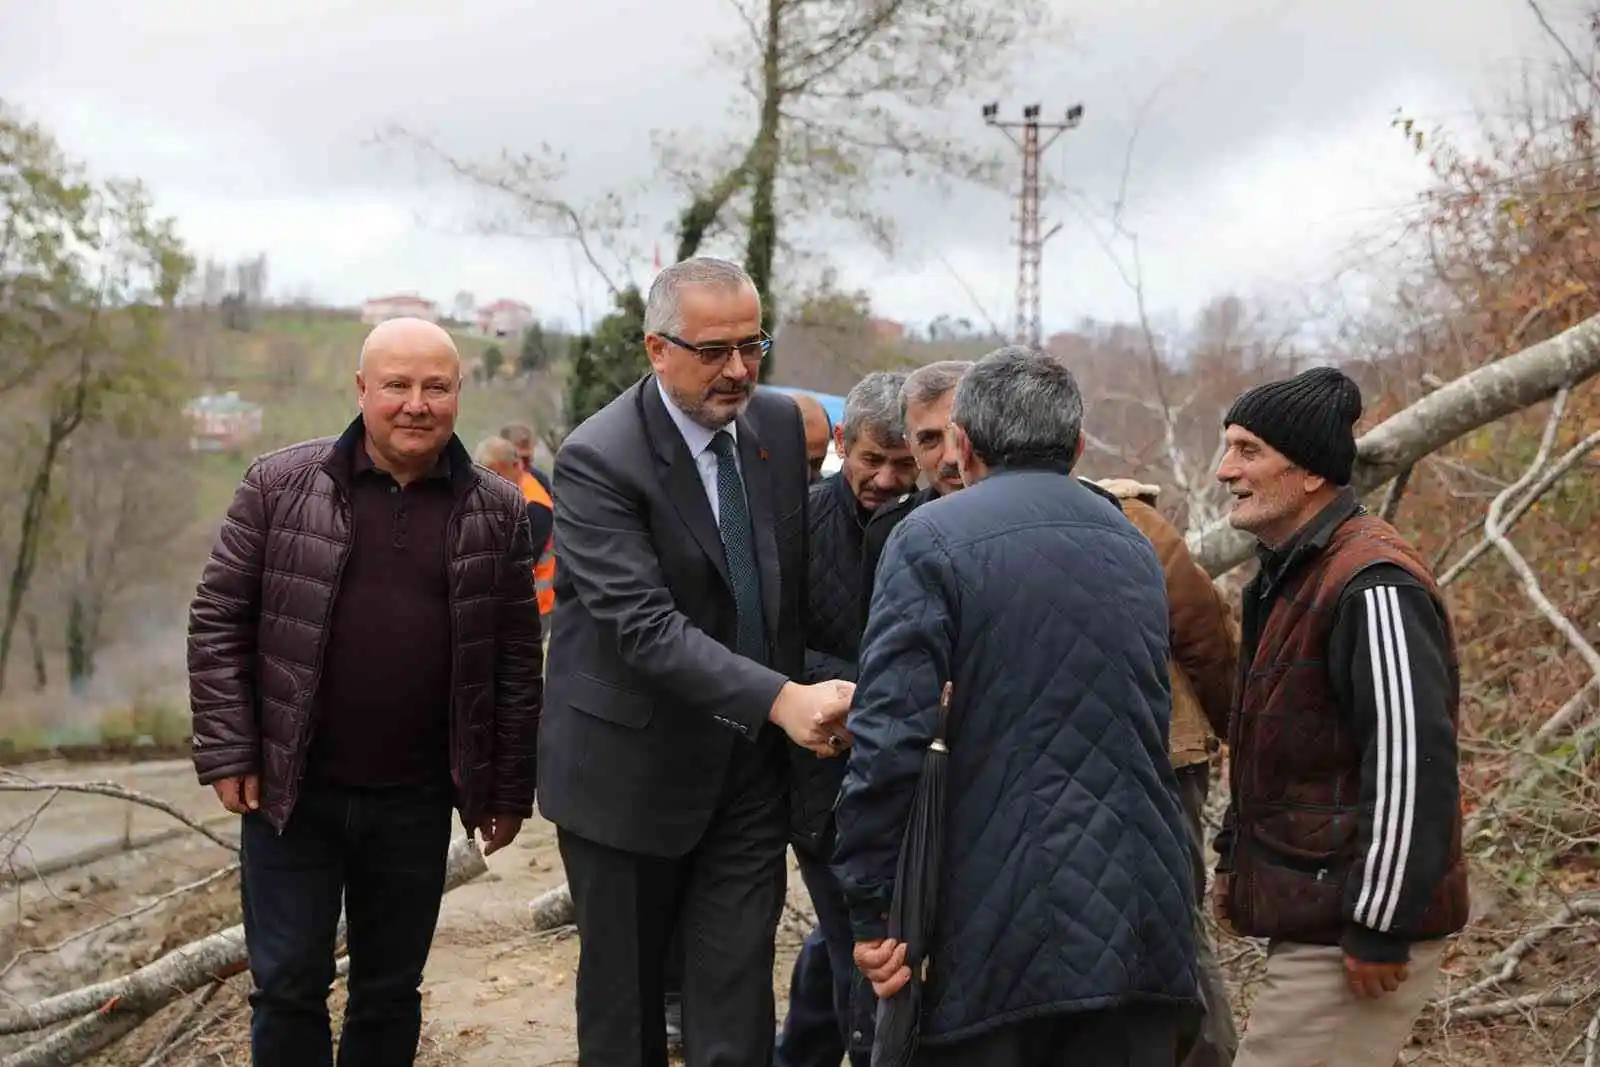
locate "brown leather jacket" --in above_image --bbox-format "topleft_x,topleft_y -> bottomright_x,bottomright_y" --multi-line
187,418 -> 544,833
1095,480 -> 1237,768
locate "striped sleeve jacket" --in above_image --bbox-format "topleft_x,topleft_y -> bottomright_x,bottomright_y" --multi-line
1216,499 -> 1469,961
1327,563 -> 1462,964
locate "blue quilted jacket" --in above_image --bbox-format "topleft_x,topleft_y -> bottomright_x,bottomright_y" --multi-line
833,466 -> 1200,1045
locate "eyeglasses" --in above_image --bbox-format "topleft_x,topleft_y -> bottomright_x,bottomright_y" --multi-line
657,331 -> 772,365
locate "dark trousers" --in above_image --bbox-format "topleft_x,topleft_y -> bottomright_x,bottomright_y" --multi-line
240,783 -> 454,1067
1174,761 -> 1239,1067
663,929 -> 684,1039
913,1003 -> 1197,1067
774,846 -> 873,1067
558,732 -> 789,1067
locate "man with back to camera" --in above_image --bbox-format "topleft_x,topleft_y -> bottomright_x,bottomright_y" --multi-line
188,317 -> 543,1066
537,256 -> 855,1067
1211,366 -> 1467,1067
778,370 -> 919,1067
838,346 -> 1201,1067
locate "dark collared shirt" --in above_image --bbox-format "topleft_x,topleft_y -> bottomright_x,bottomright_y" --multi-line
306,445 -> 456,789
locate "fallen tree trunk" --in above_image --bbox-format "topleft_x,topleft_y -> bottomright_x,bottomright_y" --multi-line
0,835 -> 488,1067
528,882 -> 573,931
1189,311 -> 1600,577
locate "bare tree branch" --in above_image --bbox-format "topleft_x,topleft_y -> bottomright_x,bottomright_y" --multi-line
1524,0 -> 1600,99
0,792 -> 58,870
0,775 -> 236,854
0,863 -> 239,982
375,125 -> 634,297
1448,987 -> 1586,1021
135,981 -> 223,1067
1190,310 -> 1600,575
1477,389 -> 1600,730
1440,896 -> 1600,1007
1439,426 -> 1600,585
0,837 -> 486,1053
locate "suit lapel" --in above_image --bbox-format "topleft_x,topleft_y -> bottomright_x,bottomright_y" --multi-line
736,410 -> 782,639
640,380 -> 732,590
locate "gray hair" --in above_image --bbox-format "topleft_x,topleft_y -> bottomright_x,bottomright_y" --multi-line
499,423 -> 535,450
842,371 -> 909,449
643,257 -> 758,337
900,360 -> 973,426
473,435 -> 519,467
951,346 -> 1084,471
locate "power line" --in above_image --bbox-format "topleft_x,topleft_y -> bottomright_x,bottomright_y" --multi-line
982,101 -> 1084,350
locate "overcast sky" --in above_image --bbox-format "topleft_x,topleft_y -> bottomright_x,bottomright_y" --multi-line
1,0 -> 1561,335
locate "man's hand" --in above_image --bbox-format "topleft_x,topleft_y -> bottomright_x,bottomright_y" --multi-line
854,938 -> 912,999
769,681 -> 856,757
1211,872 -> 1239,937
212,774 -> 261,815
477,814 -> 524,857
1344,956 -> 1408,999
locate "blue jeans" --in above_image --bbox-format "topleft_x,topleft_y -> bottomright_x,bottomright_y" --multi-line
240,784 -> 453,1067
775,845 -> 873,1067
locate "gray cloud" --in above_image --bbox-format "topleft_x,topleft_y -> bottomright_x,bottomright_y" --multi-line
1,0 -> 1561,332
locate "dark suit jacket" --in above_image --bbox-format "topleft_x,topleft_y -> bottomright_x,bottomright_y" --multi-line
537,376 -> 810,857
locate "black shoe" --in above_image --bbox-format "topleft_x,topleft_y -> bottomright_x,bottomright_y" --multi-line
665,993 -> 683,1052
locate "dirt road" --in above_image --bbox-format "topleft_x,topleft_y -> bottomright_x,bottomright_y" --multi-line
0,759 -> 808,1066
0,758 -> 226,872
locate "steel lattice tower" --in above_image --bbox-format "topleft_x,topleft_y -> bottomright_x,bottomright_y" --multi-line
982,102 -> 1084,350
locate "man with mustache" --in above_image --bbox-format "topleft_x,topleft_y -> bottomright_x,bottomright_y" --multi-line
858,360 -> 972,621
189,317 -> 542,1065
779,371 -> 919,1067
540,256 -> 854,1067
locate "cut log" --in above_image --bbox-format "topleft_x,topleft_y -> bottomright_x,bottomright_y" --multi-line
1189,311 -> 1600,577
528,882 -> 573,931
0,835 -> 488,1067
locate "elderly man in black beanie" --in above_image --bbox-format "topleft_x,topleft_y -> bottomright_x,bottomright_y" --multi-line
1211,366 -> 1469,1067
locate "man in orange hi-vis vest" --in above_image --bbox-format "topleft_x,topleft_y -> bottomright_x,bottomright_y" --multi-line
477,435 -> 555,618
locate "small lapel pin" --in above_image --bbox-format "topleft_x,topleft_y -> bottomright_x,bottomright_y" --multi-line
758,448 -> 770,461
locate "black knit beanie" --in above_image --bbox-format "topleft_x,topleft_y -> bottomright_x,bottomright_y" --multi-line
1223,366 -> 1363,485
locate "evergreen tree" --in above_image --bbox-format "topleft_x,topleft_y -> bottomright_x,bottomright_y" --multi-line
564,287 -> 648,428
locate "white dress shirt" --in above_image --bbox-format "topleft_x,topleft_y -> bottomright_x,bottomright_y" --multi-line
656,378 -> 744,526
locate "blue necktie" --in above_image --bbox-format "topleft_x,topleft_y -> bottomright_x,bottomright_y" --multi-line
707,431 -> 767,664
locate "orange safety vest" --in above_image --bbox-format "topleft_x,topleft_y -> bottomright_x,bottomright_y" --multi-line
518,471 -> 556,616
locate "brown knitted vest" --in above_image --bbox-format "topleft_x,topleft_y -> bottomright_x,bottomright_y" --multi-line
1228,513 -> 1469,944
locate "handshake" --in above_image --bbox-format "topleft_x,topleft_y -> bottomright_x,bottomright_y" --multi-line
769,680 -> 856,757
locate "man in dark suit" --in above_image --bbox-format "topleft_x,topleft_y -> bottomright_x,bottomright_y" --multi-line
539,256 -> 856,1067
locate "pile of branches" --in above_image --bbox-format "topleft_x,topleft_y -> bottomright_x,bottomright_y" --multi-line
0,775 -> 490,1067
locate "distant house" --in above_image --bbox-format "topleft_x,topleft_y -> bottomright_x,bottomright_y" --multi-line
476,299 -> 533,338
869,317 -> 906,344
185,391 -> 264,453
361,293 -> 438,325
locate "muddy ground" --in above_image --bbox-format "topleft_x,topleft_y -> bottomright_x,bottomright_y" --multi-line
0,759 -> 1592,1066
0,759 -> 811,1066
